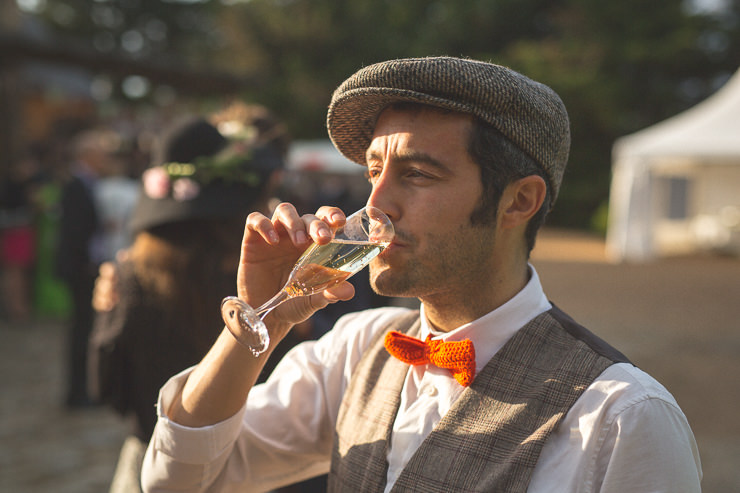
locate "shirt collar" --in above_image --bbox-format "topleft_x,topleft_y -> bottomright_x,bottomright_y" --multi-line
419,264 -> 552,374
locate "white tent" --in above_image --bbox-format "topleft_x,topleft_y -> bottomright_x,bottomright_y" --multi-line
606,68 -> 740,262
287,140 -> 362,174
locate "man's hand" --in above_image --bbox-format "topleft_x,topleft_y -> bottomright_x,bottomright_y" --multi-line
236,203 -> 356,343
168,203 -> 356,428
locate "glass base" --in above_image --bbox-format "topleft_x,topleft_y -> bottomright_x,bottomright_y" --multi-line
221,296 -> 270,357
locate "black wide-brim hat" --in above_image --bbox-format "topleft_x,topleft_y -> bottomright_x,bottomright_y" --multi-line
326,56 -> 571,205
128,117 -> 283,233
129,178 -> 263,233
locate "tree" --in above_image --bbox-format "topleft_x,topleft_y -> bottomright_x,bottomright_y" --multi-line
14,0 -> 740,229
220,0 -> 737,229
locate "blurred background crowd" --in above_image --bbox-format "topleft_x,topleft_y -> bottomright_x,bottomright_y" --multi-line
0,97 -> 373,325
1,0 -> 739,492
2,0 -> 739,325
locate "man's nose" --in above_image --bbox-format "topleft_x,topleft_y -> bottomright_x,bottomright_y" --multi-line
365,169 -> 399,224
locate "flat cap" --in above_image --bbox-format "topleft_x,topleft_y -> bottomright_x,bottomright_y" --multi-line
327,56 -> 571,205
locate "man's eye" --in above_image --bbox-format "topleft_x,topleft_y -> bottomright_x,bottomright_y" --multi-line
366,168 -> 381,181
406,168 -> 428,179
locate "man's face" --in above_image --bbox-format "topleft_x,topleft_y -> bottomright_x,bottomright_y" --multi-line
365,106 -> 498,304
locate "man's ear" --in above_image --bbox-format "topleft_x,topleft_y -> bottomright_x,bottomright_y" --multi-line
498,175 -> 547,230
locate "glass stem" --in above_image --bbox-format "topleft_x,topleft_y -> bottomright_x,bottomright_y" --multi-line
255,290 -> 290,319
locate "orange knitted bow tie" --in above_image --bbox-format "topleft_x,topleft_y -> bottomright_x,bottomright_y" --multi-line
383,331 -> 476,387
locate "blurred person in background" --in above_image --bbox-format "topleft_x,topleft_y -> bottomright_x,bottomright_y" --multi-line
0,147 -> 44,325
93,138 -> 140,264
55,128 -> 115,408
93,102 -> 395,492
88,107 -> 288,493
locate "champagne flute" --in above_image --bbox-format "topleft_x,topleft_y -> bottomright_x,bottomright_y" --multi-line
221,206 -> 394,356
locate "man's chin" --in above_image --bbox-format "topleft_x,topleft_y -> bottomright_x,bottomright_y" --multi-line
370,271 -> 414,299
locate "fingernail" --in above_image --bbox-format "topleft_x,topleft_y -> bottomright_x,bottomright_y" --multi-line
318,226 -> 332,239
268,231 -> 279,243
296,231 -> 308,244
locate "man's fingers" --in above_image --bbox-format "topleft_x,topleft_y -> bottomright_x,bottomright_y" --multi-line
322,281 -> 355,303
247,203 -> 346,248
270,203 -> 310,246
278,281 -> 355,325
315,206 -> 346,226
245,211 -> 280,245
311,206 -> 346,243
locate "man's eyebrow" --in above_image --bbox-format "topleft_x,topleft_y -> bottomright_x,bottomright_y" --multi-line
365,150 -> 450,172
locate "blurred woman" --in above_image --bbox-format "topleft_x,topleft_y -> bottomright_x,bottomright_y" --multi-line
88,108 -> 288,493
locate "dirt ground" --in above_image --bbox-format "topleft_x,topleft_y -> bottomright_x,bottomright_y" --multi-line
531,229 -> 740,492
0,228 -> 737,492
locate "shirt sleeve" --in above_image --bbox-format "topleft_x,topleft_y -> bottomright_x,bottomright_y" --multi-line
141,306 -> 412,493
595,392 -> 702,492
529,363 -> 702,493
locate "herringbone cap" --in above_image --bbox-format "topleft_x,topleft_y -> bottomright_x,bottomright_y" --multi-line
327,56 -> 571,204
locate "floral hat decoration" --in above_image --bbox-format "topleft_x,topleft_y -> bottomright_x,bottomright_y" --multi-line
129,116 -> 284,233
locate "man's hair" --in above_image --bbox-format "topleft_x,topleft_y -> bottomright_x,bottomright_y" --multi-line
467,118 -> 551,255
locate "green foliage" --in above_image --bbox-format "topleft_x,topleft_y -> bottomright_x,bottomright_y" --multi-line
20,0 -> 740,229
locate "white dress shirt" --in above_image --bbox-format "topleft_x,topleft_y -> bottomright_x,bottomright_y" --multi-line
141,266 -> 702,493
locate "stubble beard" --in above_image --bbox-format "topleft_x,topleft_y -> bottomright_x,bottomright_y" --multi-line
369,221 -> 497,302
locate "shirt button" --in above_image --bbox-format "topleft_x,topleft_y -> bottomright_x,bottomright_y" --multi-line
424,385 -> 438,396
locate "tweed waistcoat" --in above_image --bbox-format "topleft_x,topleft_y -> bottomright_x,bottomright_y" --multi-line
328,306 -> 629,493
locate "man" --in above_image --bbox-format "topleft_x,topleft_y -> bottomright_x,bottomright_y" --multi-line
141,57 -> 701,492
56,128 -> 114,408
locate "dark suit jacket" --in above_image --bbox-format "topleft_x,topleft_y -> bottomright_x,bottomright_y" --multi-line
55,174 -> 99,281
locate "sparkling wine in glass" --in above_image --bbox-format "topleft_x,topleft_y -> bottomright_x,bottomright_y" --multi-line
221,206 -> 394,356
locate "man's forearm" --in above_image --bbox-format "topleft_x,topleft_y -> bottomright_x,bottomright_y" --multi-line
166,327 -> 277,427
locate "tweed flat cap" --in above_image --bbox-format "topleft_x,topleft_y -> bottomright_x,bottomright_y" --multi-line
327,56 -> 571,204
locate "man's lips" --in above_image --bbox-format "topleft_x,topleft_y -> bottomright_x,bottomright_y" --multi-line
379,240 -> 405,258
378,229 -> 411,257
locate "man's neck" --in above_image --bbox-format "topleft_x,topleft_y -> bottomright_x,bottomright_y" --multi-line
420,261 -> 530,333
